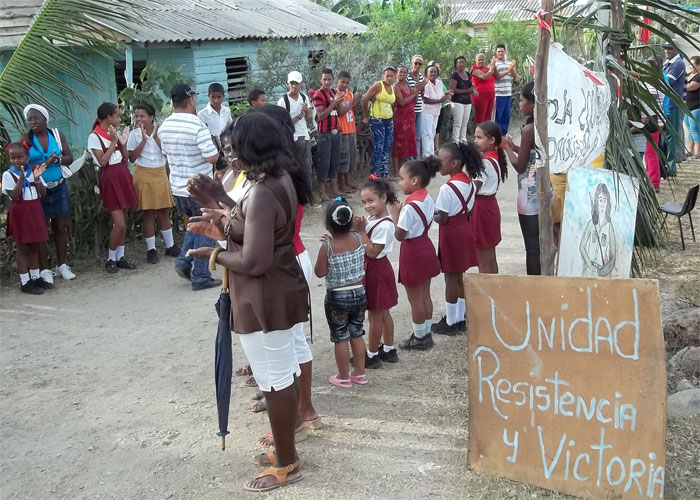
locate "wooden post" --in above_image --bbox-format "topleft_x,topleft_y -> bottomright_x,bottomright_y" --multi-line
534,0 -> 556,275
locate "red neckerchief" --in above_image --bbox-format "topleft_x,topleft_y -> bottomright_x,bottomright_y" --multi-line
405,188 -> 429,203
448,172 -> 471,183
92,125 -> 112,142
483,150 -> 499,160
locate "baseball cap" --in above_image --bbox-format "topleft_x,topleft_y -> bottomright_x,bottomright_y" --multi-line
662,39 -> 678,49
171,83 -> 197,101
288,71 -> 303,83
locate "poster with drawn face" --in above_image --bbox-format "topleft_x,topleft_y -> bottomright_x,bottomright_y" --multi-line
558,167 -> 639,278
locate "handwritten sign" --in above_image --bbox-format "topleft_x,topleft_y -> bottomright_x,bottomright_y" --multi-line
535,43 -> 611,174
466,274 -> 666,499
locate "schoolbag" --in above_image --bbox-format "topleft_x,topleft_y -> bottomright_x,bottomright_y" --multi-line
283,92 -> 307,112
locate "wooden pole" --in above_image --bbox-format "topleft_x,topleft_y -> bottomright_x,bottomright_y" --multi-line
534,0 -> 556,276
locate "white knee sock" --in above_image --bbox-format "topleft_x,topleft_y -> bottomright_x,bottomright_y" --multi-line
423,319 -> 432,335
446,301 -> 458,326
145,236 -> 156,251
116,245 -> 125,261
413,322 -> 426,339
457,298 -> 466,322
383,344 -> 394,352
19,273 -> 30,285
29,269 -> 39,279
161,228 -> 174,248
108,248 -> 117,261
367,350 -> 378,358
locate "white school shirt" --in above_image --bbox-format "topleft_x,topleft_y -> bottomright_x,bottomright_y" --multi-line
435,176 -> 475,216
476,157 -> 500,196
365,216 -> 395,259
2,168 -> 41,201
126,128 -> 166,167
87,133 -> 123,165
277,94 -> 310,140
397,190 -> 435,240
197,103 -> 232,138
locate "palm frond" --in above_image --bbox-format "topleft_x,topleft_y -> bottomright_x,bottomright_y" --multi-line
0,0 -> 141,131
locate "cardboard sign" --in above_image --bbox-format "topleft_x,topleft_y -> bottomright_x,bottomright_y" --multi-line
558,167 -> 639,278
535,43 -> 611,174
466,274 -> 666,499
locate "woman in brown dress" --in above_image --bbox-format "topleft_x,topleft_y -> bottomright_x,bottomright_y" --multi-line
187,112 -> 311,492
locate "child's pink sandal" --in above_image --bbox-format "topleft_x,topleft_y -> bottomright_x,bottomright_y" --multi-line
350,374 -> 368,385
329,375 -> 352,388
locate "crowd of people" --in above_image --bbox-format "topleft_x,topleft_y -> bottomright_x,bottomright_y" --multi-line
2,41 -> 697,492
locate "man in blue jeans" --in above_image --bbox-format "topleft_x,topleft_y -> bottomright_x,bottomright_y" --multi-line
159,83 -> 221,291
662,39 -> 686,176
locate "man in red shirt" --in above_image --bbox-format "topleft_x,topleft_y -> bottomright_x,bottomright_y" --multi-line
313,68 -> 346,201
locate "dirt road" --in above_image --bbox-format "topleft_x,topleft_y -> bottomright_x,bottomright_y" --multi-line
1,162 -> 698,500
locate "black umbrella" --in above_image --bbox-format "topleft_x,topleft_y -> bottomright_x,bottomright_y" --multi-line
210,251 -> 231,451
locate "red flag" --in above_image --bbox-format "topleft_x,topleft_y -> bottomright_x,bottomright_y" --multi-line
640,8 -> 651,44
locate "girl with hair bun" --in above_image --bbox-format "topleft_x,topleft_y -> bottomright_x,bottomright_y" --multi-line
432,142 -> 484,336
353,179 -> 400,368
315,197 -> 368,387
473,120 -> 508,274
388,157 -> 441,351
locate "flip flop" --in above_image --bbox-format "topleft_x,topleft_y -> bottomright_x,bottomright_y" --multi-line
303,416 -> 323,430
350,374 -> 368,385
329,375 -> 352,388
243,461 -> 302,492
235,364 -> 253,376
244,376 -> 257,388
252,399 -> 267,413
256,426 -> 309,448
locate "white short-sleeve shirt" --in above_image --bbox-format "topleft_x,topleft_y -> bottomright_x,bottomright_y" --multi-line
476,157 -> 501,196
435,176 -> 475,217
277,94 -> 310,140
397,189 -> 435,239
365,216 -> 395,259
2,168 -> 40,201
197,104 -> 232,138
88,132 -> 123,165
127,128 -> 166,168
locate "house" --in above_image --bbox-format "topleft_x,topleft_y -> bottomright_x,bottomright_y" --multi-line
446,0 -> 539,40
0,0 -> 366,146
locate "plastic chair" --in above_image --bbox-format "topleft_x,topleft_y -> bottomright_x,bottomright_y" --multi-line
661,184 -> 698,250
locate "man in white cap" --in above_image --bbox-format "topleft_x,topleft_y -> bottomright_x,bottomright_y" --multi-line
278,71 -> 313,181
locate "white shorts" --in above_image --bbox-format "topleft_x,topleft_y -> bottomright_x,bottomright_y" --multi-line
292,249 -> 313,365
238,329 -> 301,392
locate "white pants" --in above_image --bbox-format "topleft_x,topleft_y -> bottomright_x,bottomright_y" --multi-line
421,113 -> 439,157
239,329 -> 301,392
452,102 -> 472,143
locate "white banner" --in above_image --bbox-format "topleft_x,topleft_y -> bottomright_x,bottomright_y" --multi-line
535,43 -> 611,174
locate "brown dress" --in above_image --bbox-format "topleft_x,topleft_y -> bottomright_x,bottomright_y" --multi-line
226,173 -> 309,334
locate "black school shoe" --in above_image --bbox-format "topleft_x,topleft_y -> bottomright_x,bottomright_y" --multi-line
378,344 -> 399,363
116,257 -> 137,270
365,352 -> 382,369
32,277 -> 52,290
400,333 -> 434,350
431,316 -> 462,336
164,244 -> 181,257
147,249 -> 159,264
21,281 -> 44,295
457,320 -> 467,333
106,259 -> 118,273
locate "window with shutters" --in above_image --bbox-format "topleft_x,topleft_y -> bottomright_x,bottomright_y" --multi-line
225,57 -> 249,104
115,60 -> 147,98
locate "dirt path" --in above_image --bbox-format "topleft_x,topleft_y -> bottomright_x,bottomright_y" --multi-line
1,161 -> 698,499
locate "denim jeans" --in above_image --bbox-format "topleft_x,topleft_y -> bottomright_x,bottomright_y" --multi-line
316,131 -> 340,183
325,287 -> 367,343
414,112 -> 423,159
369,118 -> 394,176
338,133 -> 357,174
495,96 -> 512,136
294,136 -> 312,181
174,195 -> 213,285
665,107 -> 682,176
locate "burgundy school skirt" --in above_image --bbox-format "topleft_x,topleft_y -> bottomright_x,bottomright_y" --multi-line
99,161 -> 137,212
398,234 -> 440,287
438,214 -> 478,273
364,256 -> 399,311
8,199 -> 49,244
472,195 -> 502,249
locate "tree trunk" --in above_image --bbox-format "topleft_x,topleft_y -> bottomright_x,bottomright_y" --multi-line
534,0 -> 555,275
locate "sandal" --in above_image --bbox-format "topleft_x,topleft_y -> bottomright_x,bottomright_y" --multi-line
329,375 -> 352,388
303,416 -> 323,430
243,461 -> 302,492
235,364 -> 253,376
256,426 -> 309,447
244,376 -> 257,388
350,374 -> 368,385
252,398 -> 267,413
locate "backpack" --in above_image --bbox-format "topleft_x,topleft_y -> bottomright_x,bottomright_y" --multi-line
283,92 -> 307,112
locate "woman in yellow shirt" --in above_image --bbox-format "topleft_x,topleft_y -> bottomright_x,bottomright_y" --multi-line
362,67 -> 397,178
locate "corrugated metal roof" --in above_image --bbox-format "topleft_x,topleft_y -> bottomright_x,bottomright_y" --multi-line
0,0 -> 45,50
448,0 -> 540,25
0,0 -> 366,50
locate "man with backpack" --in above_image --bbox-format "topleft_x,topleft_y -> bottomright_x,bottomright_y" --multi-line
278,71 -> 313,183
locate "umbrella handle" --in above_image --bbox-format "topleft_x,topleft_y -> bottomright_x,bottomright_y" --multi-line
222,435 -> 226,451
209,247 -> 229,290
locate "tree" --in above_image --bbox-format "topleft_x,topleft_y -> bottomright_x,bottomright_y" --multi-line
487,13 -> 538,80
